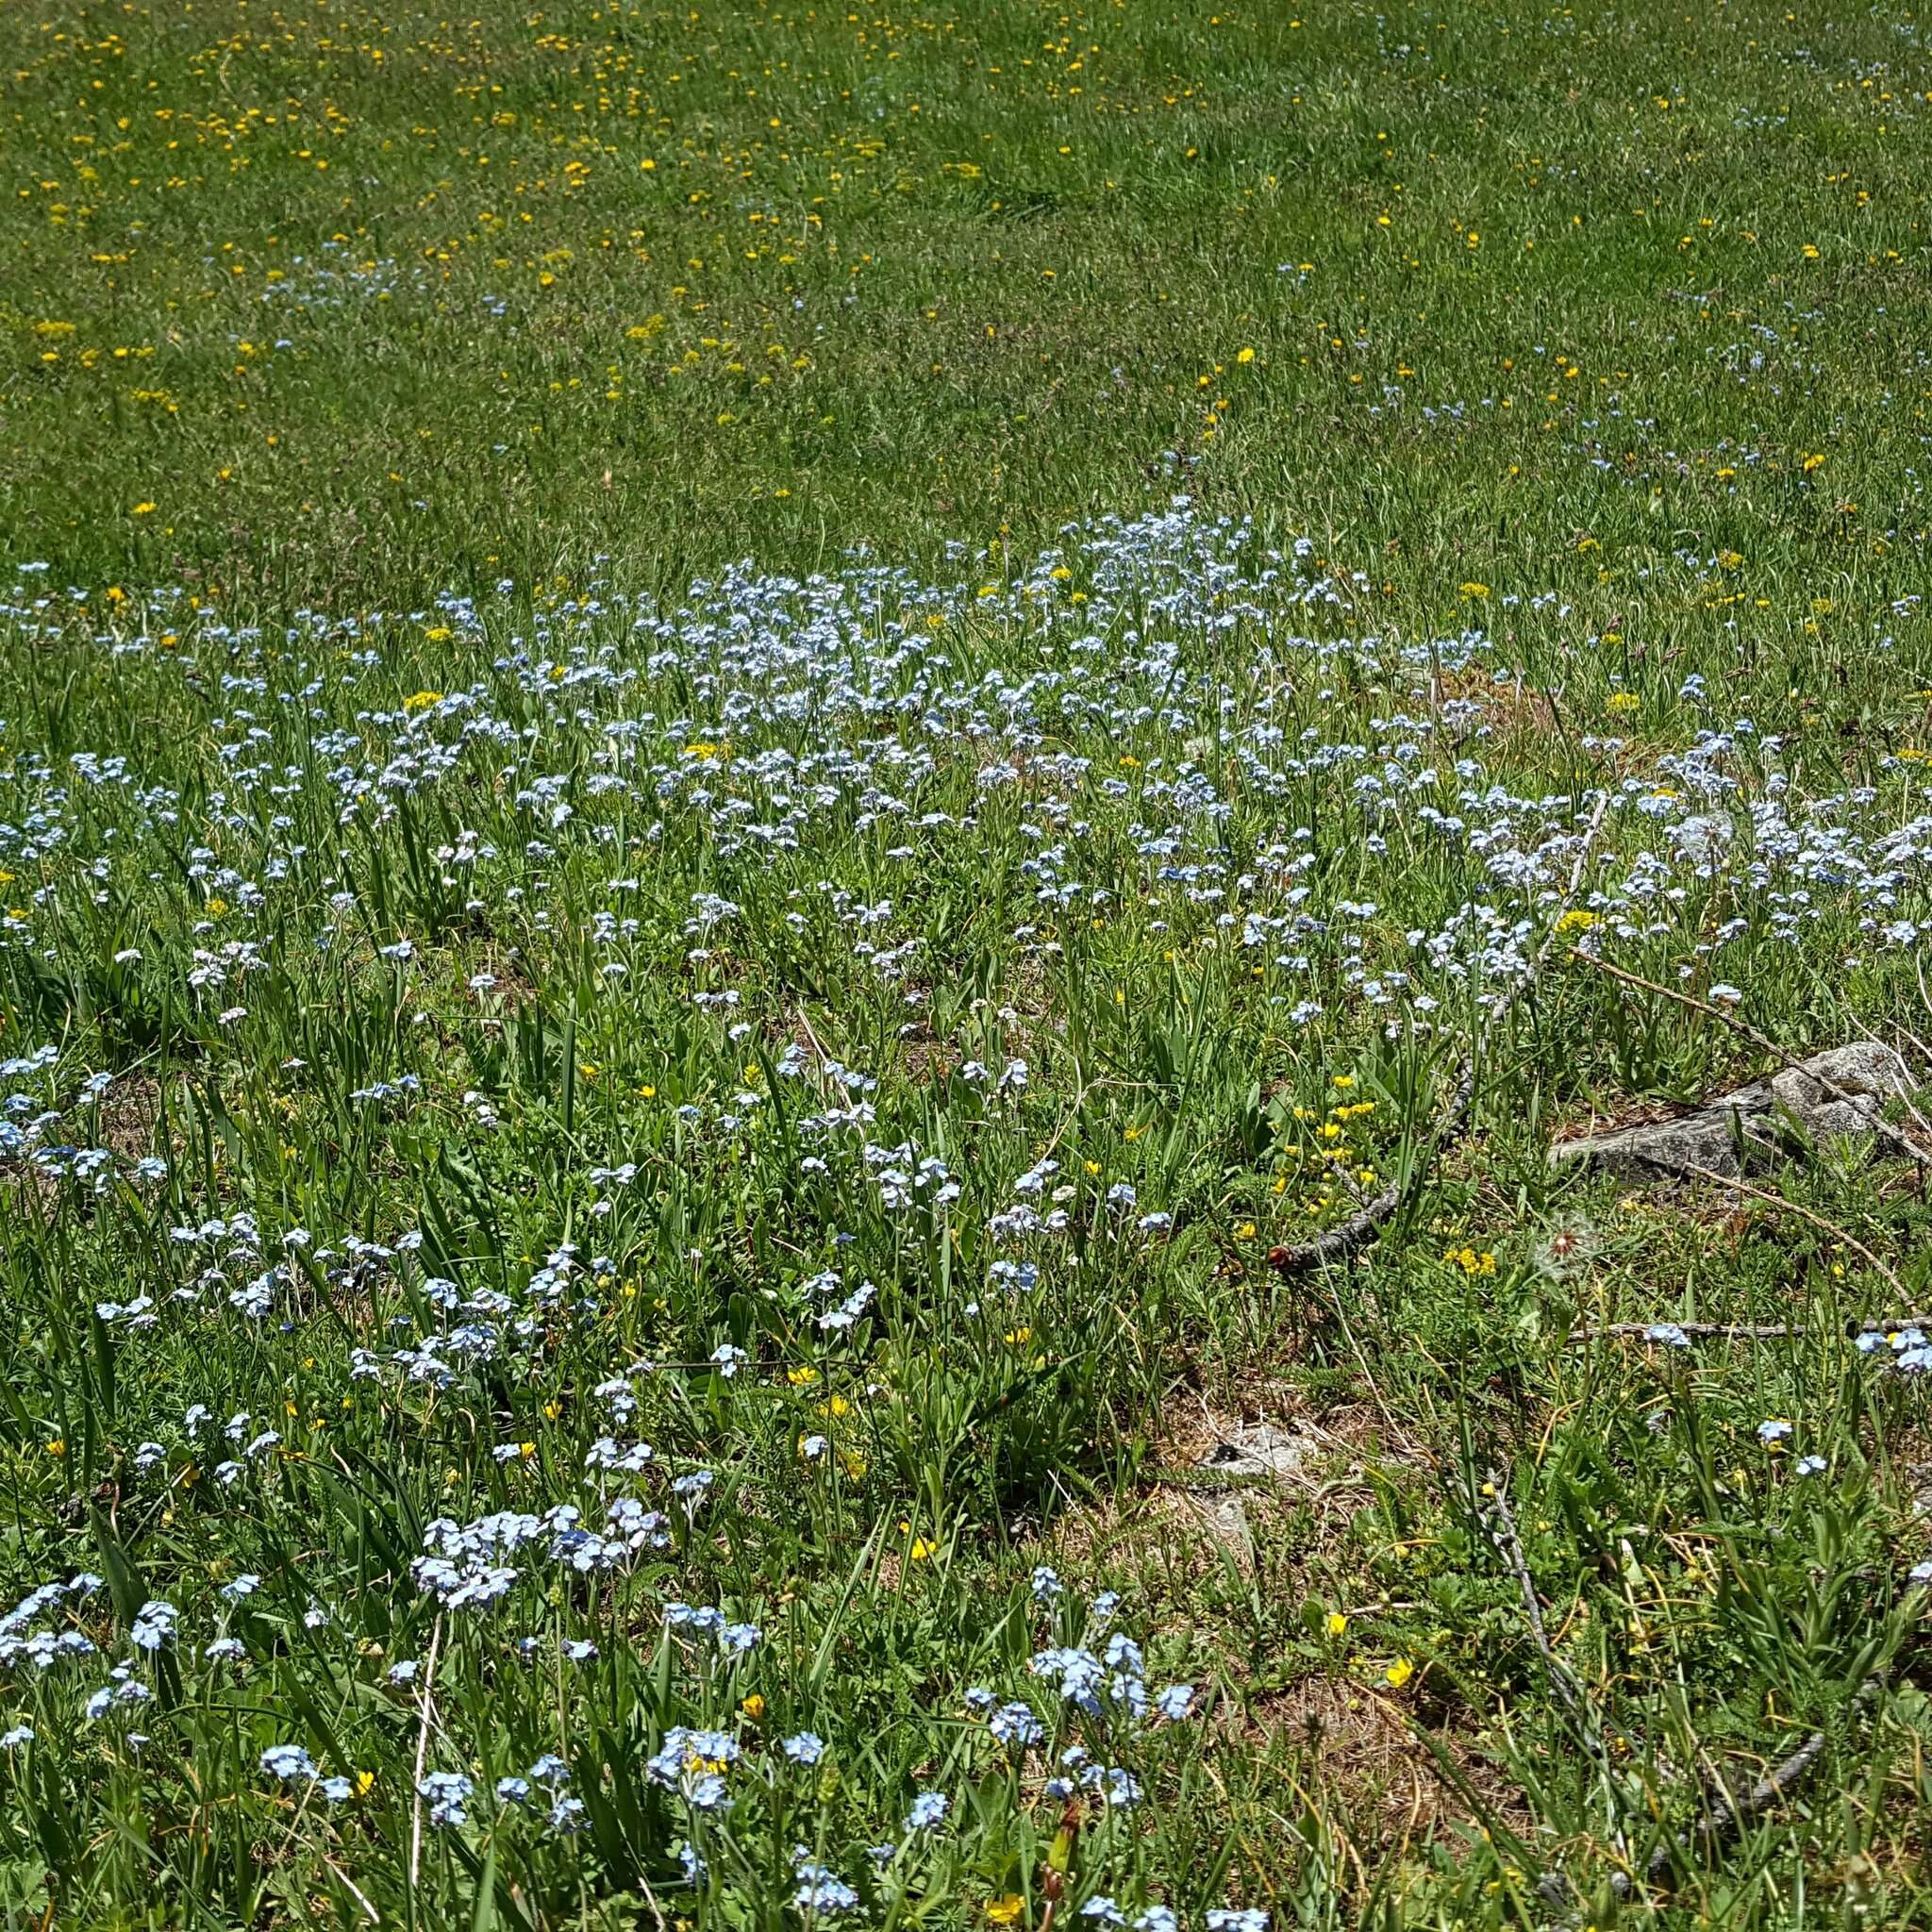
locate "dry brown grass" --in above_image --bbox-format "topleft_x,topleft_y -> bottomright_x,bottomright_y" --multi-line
1231,1675 -> 1533,1850
1043,1394 -> 1431,1613
98,1072 -> 162,1161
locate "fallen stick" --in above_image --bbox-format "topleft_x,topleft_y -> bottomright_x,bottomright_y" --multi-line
1271,796 -> 1608,1276
1480,1466 -> 1641,1767
1569,1320 -> 1795,1342
1492,1461 -> 1892,1901
1481,1471 -> 1588,1728
1641,1675 -> 1886,1885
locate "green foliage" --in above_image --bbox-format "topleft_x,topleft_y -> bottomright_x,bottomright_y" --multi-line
4,0 -> 1932,1927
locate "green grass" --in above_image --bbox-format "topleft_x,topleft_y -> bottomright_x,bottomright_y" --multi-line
6,0 -> 1932,1927
6,0 -> 1928,612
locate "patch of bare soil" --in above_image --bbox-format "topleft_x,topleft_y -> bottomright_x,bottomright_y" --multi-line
1427,667 -> 1559,750
897,1026 -> 958,1087
99,1073 -> 162,1161
1233,1675 -> 1533,1849
1035,1396 -> 1526,1854
2,1074 -> 167,1218
1047,1395 -> 1430,1584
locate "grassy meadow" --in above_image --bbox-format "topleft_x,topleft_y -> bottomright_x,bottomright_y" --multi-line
6,0 -> 1932,1925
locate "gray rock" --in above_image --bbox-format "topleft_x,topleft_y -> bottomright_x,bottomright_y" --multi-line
1549,1084 -> 1774,1181
1553,1041 -> 1914,1180
1185,1491 -> 1253,1541
1770,1041 -> 1909,1135
1196,1423 -> 1316,1481
1184,1424 -> 1317,1543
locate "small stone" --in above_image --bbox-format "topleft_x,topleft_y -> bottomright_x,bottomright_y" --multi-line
1197,1423 -> 1315,1481
1553,1041 -> 1916,1180
1185,1424 -> 1317,1545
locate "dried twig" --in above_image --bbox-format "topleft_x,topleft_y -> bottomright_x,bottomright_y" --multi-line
1271,796 -> 1608,1275
324,1858 -> 381,1926
407,1613 -> 443,1893
635,1875 -> 669,1932
1657,1157 -> 1906,1295
1642,1675 -> 1886,1884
